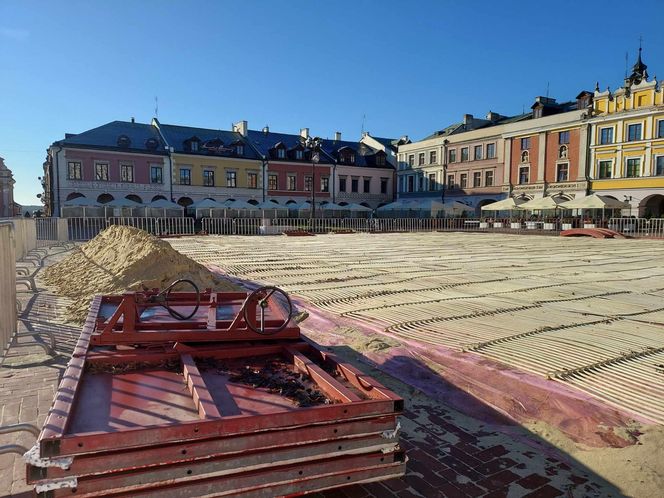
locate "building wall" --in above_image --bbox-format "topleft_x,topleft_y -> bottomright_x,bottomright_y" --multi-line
53,147 -> 170,211
336,165 -> 394,207
0,156 -> 15,217
265,161 -> 332,202
171,153 -> 262,203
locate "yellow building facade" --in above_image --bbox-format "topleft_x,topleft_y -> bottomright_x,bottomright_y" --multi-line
588,50 -> 664,216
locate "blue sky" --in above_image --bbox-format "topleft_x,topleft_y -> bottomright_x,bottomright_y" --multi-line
1,0 -> 663,205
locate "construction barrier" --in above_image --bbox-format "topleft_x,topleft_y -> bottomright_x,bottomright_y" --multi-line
0,221 -> 17,357
4,218 -> 37,261
66,217 -> 196,240
608,217 -> 664,238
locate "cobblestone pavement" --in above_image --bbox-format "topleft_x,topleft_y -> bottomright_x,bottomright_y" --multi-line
0,247 -> 623,497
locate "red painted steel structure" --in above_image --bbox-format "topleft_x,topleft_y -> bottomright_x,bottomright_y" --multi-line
31,287 -> 405,497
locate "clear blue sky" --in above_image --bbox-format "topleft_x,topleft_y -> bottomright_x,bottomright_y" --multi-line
1,0 -> 662,205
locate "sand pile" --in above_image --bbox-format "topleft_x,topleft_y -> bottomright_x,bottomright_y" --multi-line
44,226 -> 239,322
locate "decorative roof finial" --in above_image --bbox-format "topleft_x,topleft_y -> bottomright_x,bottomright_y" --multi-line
595,81 -> 600,92
628,37 -> 648,84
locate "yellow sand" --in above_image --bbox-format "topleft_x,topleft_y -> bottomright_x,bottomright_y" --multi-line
43,226 -> 239,322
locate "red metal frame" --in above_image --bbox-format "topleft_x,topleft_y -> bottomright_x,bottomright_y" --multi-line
91,289 -> 300,345
34,290 -> 405,497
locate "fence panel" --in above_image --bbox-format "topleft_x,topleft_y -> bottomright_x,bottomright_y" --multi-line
608,218 -> 664,238
67,217 -> 108,241
35,218 -> 60,247
107,217 -> 158,234
0,222 -> 17,357
4,219 -> 37,260
157,217 -> 195,235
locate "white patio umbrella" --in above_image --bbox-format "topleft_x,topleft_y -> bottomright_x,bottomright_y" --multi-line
560,194 -> 630,210
62,197 -> 102,217
480,197 -> 527,212
256,200 -> 289,218
441,200 -> 475,216
561,193 -> 631,222
519,196 -> 568,211
190,198 -> 225,218
103,197 -> 142,217
147,199 -> 184,217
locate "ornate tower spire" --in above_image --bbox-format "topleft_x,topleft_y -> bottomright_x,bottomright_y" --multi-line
627,40 -> 648,85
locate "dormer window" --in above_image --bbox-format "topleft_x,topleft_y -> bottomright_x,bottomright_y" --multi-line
338,147 -> 355,165
295,149 -> 303,160
235,144 -> 244,155
117,135 -> 131,148
145,138 -> 159,150
376,154 -> 386,166
277,148 -> 286,159
533,107 -> 543,119
521,151 -> 529,163
191,141 -> 199,152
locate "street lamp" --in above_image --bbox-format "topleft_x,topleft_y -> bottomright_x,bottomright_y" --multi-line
304,136 -> 322,226
441,139 -> 449,204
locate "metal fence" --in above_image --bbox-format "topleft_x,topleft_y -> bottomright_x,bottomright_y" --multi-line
0,222 -> 17,357
67,217 -> 196,240
607,218 -> 664,238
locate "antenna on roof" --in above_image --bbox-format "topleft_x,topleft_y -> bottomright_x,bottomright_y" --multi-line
154,96 -> 159,119
625,52 -> 629,78
361,113 -> 366,137
545,82 -> 550,98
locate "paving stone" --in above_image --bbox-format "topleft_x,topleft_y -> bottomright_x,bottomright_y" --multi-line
517,473 -> 552,490
522,484 -> 564,498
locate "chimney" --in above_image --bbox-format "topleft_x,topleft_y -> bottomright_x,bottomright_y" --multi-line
362,131 -> 369,138
300,128 -> 309,139
233,120 -> 248,137
334,131 -> 342,141
534,96 -> 556,105
486,111 -> 501,122
262,126 -> 269,134
131,117 -> 135,123
463,114 -> 474,125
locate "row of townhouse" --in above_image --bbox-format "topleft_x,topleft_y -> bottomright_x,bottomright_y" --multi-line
397,49 -> 664,217
42,119 -> 407,216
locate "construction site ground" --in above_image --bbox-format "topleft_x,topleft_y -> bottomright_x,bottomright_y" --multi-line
2,232 -> 663,497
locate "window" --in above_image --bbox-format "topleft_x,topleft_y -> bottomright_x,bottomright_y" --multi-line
559,145 -> 568,159
408,155 -> 415,167
380,178 -> 388,194
428,173 -> 436,191
418,153 -> 425,166
658,121 -> 664,139
180,168 -> 191,185
120,164 -> 134,183
557,163 -> 569,182
519,166 -> 529,184
226,171 -> 237,188
150,165 -> 163,184
598,161 -> 612,179
363,177 -> 371,192
67,161 -> 82,180
407,176 -> 414,192
449,149 -> 457,163
235,144 -> 244,156
485,170 -> 494,186
190,141 -> 198,152
268,174 -> 278,190
203,170 -> 215,186
287,175 -> 296,191
247,172 -> 258,189
419,176 -> 424,191
460,173 -> 468,188
321,177 -> 329,192
348,153 -> 355,164
521,151 -> 529,163
460,147 -> 469,162
304,176 -> 313,192
295,149 -> 304,160
486,143 -> 496,159
626,158 -> 640,178
339,177 -> 347,192
655,156 -> 664,176
376,154 -> 386,166
473,171 -> 481,187
474,145 -> 482,160
351,178 -> 359,192
277,148 -> 286,159
559,131 -> 570,144
599,127 -> 613,145
521,137 -> 530,150
95,162 -> 109,181
447,174 -> 454,189
429,150 -> 437,164
627,123 -> 642,142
